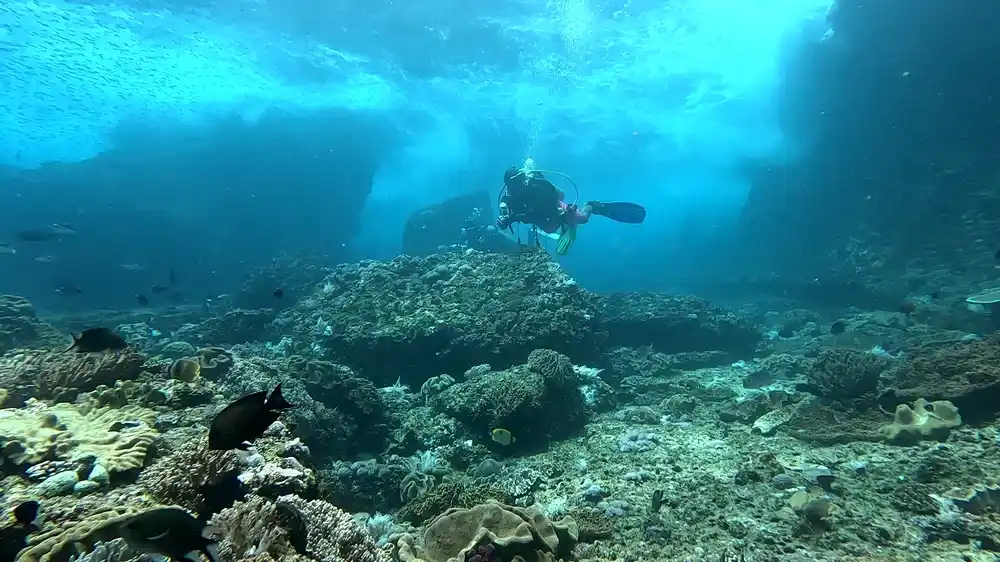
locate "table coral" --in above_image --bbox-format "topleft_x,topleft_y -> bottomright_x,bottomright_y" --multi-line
0,400 -> 157,473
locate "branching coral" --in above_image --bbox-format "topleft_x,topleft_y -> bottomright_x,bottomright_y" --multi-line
804,348 -> 887,400
137,436 -> 241,510
213,494 -> 390,562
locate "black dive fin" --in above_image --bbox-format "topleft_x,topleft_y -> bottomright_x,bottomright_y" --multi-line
593,202 -> 646,224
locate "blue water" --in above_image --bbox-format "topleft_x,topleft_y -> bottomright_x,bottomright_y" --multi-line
0,0 -> 833,309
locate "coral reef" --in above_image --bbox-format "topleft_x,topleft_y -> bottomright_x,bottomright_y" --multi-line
213,494 -> 391,562
0,349 -> 145,404
0,400 -> 157,476
430,350 -> 586,446
881,333 -> 1000,421
278,249 -> 605,385
802,348 -> 888,401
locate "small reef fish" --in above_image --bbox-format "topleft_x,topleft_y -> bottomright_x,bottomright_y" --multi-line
208,384 -> 294,451
829,320 -> 847,335
136,294 -> 150,306
151,284 -> 169,294
0,501 -> 41,562
47,223 -> 77,236
53,285 -> 83,296
275,501 -> 309,556
66,328 -> 129,353
120,263 -> 146,271
491,428 -> 514,446
273,288 -> 284,299
168,358 -> 202,382
196,470 -> 247,521
118,507 -> 219,562
32,255 -> 54,263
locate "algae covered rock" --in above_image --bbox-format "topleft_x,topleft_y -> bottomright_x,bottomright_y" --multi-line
597,292 -> 761,357
880,333 -> 1000,421
0,294 -> 63,355
282,249 -> 604,385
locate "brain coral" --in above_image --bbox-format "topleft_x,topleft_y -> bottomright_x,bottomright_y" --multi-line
280,249 -> 604,385
0,400 -> 157,473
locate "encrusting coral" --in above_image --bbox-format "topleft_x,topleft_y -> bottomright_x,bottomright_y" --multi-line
15,505 -> 138,562
0,400 -> 157,473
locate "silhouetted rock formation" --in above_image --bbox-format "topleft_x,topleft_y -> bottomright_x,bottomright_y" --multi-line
738,1 -> 1000,296
401,190 -> 516,256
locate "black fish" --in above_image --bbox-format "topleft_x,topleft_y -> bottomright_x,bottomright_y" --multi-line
0,501 -> 41,562
136,294 -> 149,306
196,470 -> 247,521
275,501 -> 309,556
651,489 -> 664,512
208,384 -> 294,451
118,507 -> 218,562
830,320 -> 847,335
66,328 -> 128,353
151,284 -> 169,294
929,290 -> 941,300
0,526 -> 33,562
12,501 -> 38,527
273,288 -> 284,298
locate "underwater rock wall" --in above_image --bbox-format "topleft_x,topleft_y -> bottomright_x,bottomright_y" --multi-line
0,108 -> 396,306
737,0 -> 1000,294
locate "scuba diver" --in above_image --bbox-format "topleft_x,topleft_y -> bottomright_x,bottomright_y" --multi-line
495,158 -> 646,255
